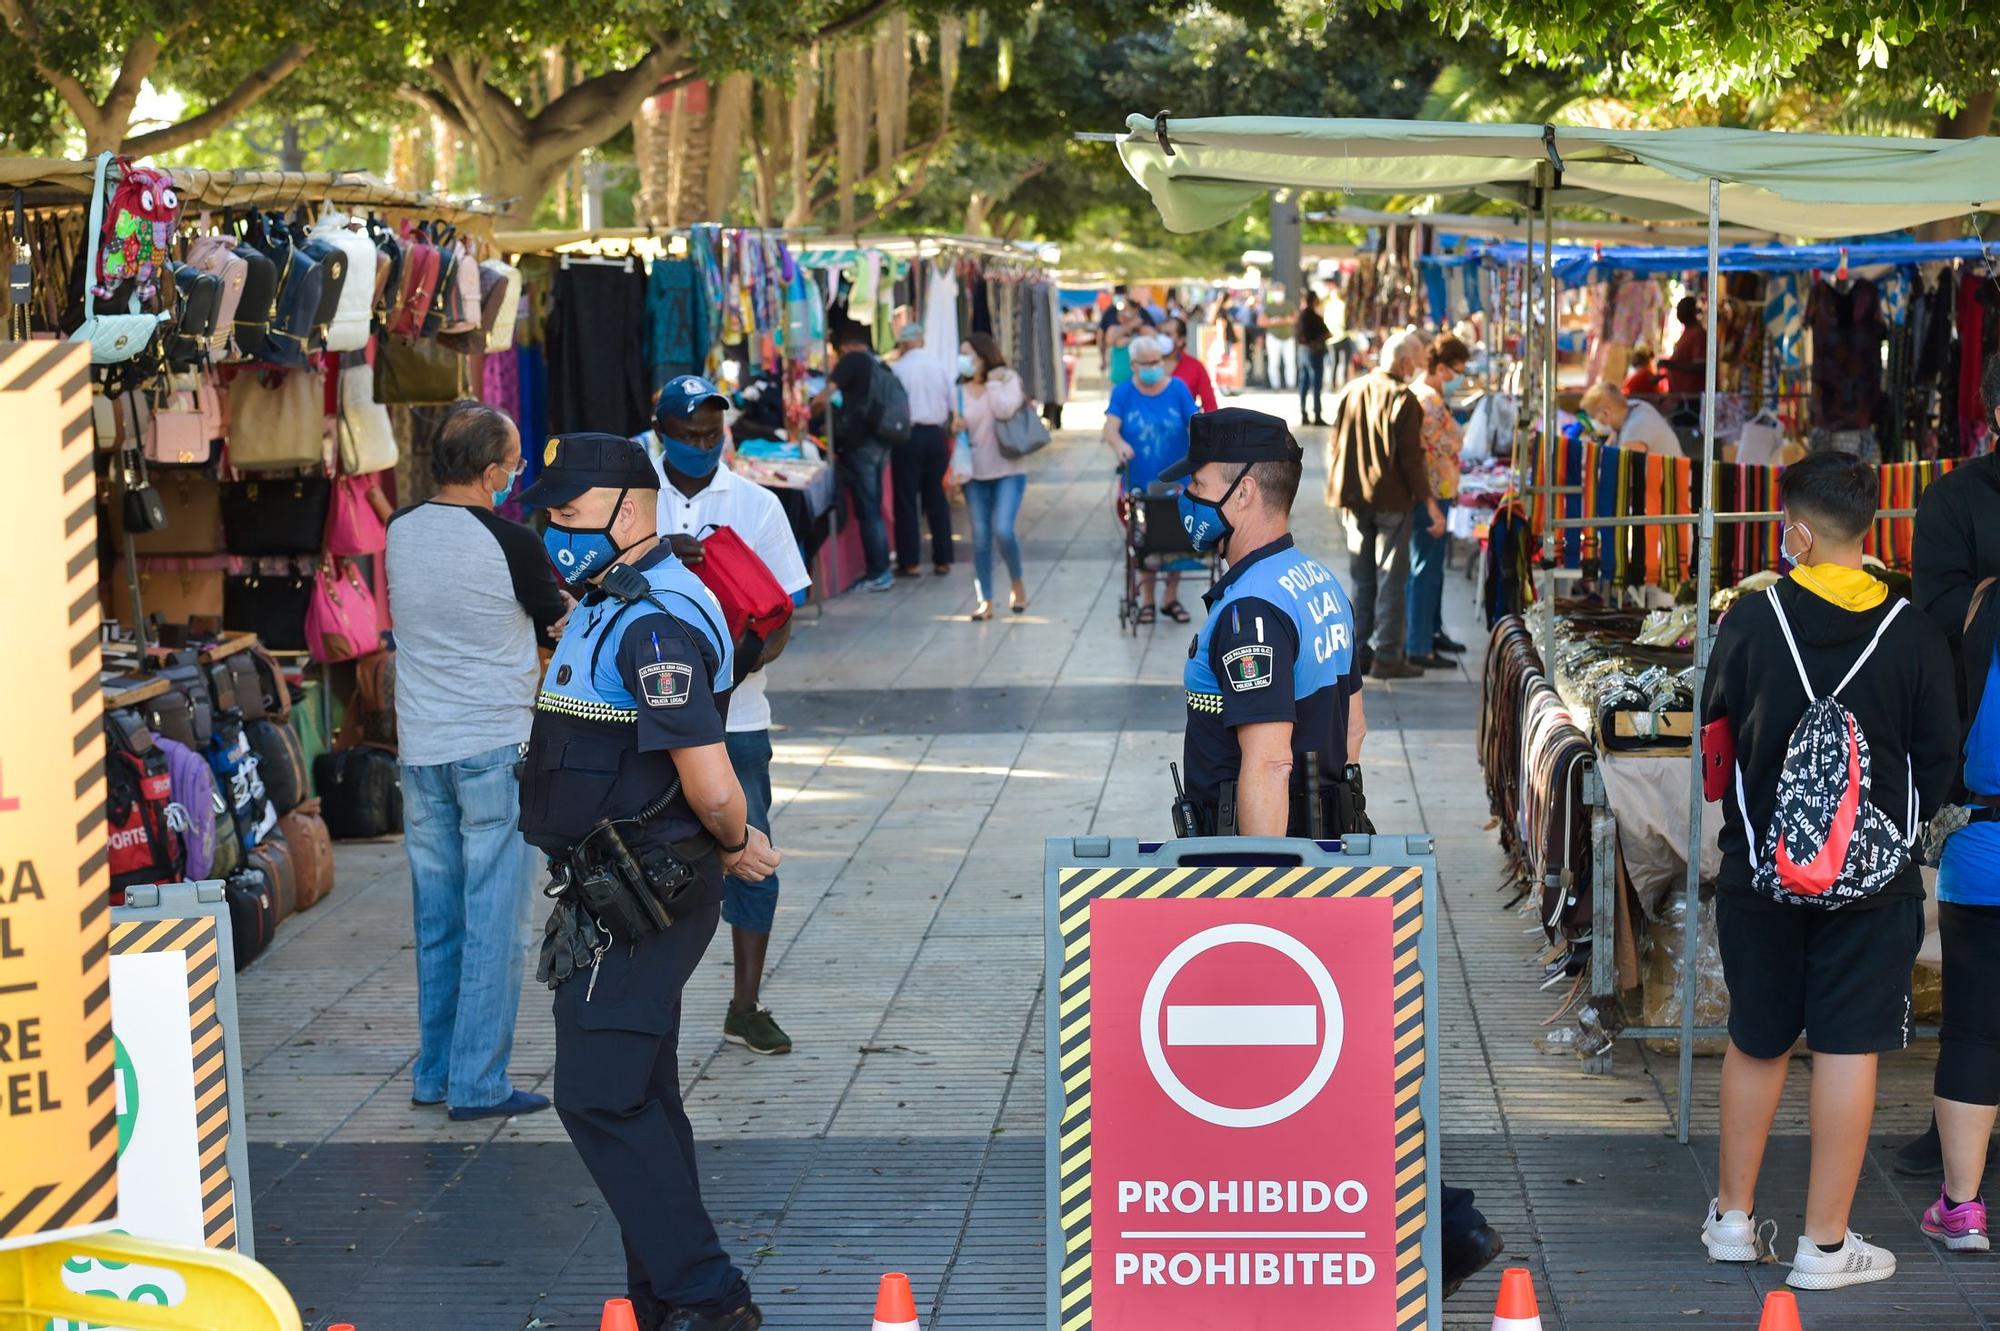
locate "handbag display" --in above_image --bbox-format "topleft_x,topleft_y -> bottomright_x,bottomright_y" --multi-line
219,476 -> 331,556
325,474 -> 386,556
994,398 -> 1053,459
68,153 -> 170,369
305,559 -> 382,662
226,368 -> 325,471
224,573 -> 313,651
337,359 -> 398,473
373,334 -> 464,405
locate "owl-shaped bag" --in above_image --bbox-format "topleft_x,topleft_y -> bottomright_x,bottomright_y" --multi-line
91,155 -> 181,303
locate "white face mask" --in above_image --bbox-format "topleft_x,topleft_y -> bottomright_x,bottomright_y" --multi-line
1780,520 -> 1814,568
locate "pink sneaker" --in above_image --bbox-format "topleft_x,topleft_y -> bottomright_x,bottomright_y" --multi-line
1923,1189 -> 1991,1252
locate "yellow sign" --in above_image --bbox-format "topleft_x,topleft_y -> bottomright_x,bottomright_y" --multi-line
0,342 -> 117,1249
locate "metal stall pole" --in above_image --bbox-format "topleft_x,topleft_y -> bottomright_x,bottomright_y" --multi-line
1534,162 -> 1560,672
1673,177 -> 1724,1144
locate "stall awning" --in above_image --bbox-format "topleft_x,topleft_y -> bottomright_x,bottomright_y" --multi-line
1116,116 -> 2000,236
1457,237 -> 1993,284
1307,204 -> 1775,246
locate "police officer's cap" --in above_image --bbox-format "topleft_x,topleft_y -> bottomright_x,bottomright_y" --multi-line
1159,408 -> 1302,482
516,433 -> 661,508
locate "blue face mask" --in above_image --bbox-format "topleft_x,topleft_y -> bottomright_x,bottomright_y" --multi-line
1176,465 -> 1251,554
662,436 -> 723,477
1136,364 -> 1168,387
1443,373 -> 1466,395
957,353 -> 977,379
491,463 -> 523,507
543,489 -> 632,585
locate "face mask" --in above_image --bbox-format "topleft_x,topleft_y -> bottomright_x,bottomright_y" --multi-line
662,435 -> 723,477
543,489 -> 632,585
1779,520 -> 1812,572
1136,364 -> 1168,387
957,353 -> 977,379
1177,465 -> 1252,554
490,463 -> 523,507
1443,373 -> 1465,395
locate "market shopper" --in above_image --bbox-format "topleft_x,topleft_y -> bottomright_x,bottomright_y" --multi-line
1578,381 -> 1684,457
1660,295 -> 1708,400
955,332 -> 1031,620
1295,291 -> 1332,426
1106,301 -> 1147,388
1622,345 -> 1664,398
1106,334 -> 1201,625
1164,406 -> 1505,1299
518,434 -> 778,1331
1894,355 -> 2000,1185
814,321 -> 895,592
385,401 -> 566,1121
1406,335 -> 1469,668
1162,316 -> 1219,412
1698,451 -> 1959,1292
890,323 -> 957,578
647,376 -> 815,1058
1325,329 -> 1442,679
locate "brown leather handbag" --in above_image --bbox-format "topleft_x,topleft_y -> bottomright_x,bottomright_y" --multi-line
373,334 -> 463,405
278,802 -> 335,910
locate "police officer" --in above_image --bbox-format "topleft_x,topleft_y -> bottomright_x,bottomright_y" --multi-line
517,434 -> 779,1331
1163,407 -> 1506,1298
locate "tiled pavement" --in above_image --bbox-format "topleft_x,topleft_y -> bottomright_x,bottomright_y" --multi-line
239,388 -> 1975,1329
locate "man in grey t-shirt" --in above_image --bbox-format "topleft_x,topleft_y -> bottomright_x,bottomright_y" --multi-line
385,402 -> 567,1119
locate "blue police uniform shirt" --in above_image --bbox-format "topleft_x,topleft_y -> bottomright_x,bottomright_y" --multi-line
1182,535 -> 1363,809
519,543 -> 735,887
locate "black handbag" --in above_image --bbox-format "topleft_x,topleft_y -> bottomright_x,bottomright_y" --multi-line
119,414 -> 167,533
313,748 -> 403,839
223,573 -> 313,651
219,477 -> 331,556
164,262 -> 223,369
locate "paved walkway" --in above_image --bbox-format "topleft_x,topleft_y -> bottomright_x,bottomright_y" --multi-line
241,387 -> 1970,1329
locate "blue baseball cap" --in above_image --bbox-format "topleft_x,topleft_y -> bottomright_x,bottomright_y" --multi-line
655,374 -> 730,424
516,433 -> 660,508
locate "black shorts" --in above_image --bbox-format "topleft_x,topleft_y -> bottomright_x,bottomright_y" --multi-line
1715,892 -> 1923,1057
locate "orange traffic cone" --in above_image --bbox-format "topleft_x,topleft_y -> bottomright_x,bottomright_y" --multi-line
1758,1289 -> 1804,1331
599,1297 -> 641,1331
1491,1266 -> 1543,1331
872,1271 -> 920,1330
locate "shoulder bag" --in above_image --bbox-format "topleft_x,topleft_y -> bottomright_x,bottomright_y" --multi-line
374,334 -> 463,405
994,393 -> 1052,459
305,558 -> 382,663
338,358 -> 399,472
227,367 -> 325,470
325,474 -> 386,556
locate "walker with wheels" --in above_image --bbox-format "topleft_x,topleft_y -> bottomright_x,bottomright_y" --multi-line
1115,464 -> 1215,634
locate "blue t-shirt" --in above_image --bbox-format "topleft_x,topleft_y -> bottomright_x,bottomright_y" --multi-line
1108,377 -> 1199,492
1939,646 -> 2000,905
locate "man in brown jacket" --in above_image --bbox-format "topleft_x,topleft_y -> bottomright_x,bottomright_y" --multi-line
1325,330 -> 1443,679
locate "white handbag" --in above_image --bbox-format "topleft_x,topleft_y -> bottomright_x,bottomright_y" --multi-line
338,358 -> 398,474
482,259 -> 523,352
310,212 -> 380,353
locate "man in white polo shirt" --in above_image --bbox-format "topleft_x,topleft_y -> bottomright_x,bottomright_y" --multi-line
641,375 -> 814,1056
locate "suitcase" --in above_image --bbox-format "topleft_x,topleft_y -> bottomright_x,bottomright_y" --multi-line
278,803 -> 335,910
313,747 -> 402,839
247,717 -> 308,814
224,865 -> 276,970
250,835 -> 296,923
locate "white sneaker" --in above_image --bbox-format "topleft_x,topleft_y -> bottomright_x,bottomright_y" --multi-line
1786,1231 -> 1897,1290
1701,1199 -> 1773,1262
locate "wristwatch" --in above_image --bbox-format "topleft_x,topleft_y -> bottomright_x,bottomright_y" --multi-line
718,829 -> 751,855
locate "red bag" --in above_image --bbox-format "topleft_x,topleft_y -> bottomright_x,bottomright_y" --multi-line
690,524 -> 794,673
325,474 -> 386,555
306,558 -> 382,662
107,748 -> 182,889
387,225 -> 440,339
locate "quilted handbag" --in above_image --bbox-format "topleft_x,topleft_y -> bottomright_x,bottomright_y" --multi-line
325,474 -> 386,556
219,476 -> 331,555
337,358 -> 398,473
305,559 -> 381,663
373,334 -> 463,405
226,368 -> 324,471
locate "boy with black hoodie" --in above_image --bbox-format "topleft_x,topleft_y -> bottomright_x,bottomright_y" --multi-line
1698,451 -> 1960,1291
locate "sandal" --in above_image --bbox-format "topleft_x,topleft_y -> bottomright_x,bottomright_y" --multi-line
1137,604 -> 1157,625
1162,600 -> 1192,624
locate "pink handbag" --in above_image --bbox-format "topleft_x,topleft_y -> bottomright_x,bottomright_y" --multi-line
305,558 -> 381,662
145,372 -> 219,466
324,474 -> 386,556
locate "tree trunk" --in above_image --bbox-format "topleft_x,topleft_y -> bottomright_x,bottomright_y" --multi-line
705,71 -> 752,221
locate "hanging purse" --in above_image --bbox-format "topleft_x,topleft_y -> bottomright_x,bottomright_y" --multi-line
68,153 -> 170,368
337,358 -> 398,472
119,400 -> 168,533
145,372 -> 214,466
305,558 -> 381,663
219,476 -> 331,555
373,333 -> 463,405
324,474 -> 386,556
226,367 -> 325,471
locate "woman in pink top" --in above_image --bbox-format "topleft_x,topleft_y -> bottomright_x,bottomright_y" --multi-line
953,331 -> 1030,620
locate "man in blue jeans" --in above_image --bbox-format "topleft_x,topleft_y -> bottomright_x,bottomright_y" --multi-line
814,321 -> 894,591
385,402 -> 568,1119
647,376 -> 815,1054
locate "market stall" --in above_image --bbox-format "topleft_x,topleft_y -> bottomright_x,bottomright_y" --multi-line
1110,112 -> 2000,1139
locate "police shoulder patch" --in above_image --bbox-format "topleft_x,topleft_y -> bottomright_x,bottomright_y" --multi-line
1221,643 -> 1274,691
637,660 -> 694,708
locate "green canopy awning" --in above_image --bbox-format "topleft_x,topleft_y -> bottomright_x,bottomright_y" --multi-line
1117,116 -> 2000,236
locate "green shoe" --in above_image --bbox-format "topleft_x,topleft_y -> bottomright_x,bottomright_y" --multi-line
724,1003 -> 793,1056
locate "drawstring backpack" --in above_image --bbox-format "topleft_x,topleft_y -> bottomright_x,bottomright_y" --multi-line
1738,588 -> 1914,908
